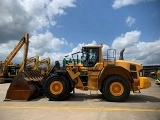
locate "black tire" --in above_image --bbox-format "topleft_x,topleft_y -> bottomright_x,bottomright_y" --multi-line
44,75 -> 70,101
99,83 -> 104,94
102,75 -> 130,102
99,88 -> 103,94
69,86 -> 74,93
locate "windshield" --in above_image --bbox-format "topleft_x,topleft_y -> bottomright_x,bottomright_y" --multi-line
82,47 -> 99,67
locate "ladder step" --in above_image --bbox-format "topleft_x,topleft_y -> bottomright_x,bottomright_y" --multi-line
89,90 -> 98,96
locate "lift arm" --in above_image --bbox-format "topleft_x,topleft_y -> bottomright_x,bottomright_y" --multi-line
38,58 -> 51,75
19,55 -> 39,72
38,58 -> 51,70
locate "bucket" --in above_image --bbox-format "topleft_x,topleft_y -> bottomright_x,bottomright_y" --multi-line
5,70 -> 43,101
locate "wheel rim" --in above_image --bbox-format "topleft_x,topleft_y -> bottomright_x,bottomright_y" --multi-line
110,82 -> 124,96
50,81 -> 63,95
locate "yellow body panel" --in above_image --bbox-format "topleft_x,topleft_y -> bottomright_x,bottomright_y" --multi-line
115,60 -> 143,71
139,77 -> 151,89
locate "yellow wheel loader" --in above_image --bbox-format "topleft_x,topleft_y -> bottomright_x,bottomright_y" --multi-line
43,45 -> 151,102
155,70 -> 160,85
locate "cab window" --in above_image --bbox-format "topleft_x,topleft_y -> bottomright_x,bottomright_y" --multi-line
82,47 -> 99,67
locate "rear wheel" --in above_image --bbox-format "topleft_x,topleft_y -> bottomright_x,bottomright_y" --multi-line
102,75 -> 130,102
44,75 -> 70,101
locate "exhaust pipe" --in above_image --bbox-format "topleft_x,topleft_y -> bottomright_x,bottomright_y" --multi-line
119,48 -> 125,60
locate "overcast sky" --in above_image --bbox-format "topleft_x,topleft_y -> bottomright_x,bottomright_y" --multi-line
0,0 -> 160,66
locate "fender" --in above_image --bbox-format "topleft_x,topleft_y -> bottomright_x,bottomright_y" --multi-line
56,70 -> 74,87
98,66 -> 134,89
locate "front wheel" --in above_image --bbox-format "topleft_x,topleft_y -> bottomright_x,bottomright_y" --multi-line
44,75 -> 70,101
102,75 -> 130,102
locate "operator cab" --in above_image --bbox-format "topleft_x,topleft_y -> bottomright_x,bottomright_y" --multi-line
81,46 -> 100,67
